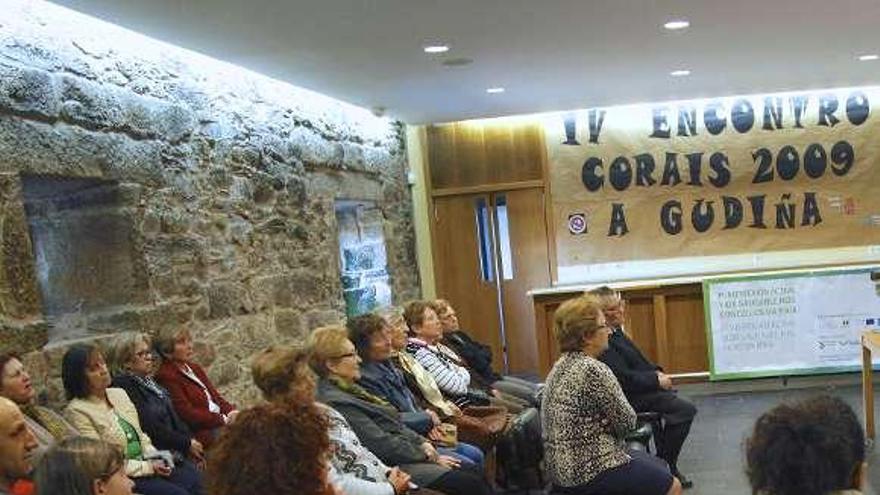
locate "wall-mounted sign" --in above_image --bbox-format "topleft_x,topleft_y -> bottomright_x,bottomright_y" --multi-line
545,87 -> 880,283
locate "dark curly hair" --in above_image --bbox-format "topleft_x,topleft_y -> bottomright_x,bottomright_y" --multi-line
746,395 -> 865,495
346,313 -> 387,361
206,402 -> 333,495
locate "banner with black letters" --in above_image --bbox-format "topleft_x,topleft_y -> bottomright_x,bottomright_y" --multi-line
545,87 -> 880,281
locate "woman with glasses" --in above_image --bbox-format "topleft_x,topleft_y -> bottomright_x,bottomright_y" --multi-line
543,295 -> 681,495
105,332 -> 205,468
307,325 -> 493,495
62,344 -> 202,495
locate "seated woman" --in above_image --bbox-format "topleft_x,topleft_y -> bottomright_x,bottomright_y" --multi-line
105,333 -> 205,468
206,402 -> 336,495
61,344 -> 202,495
153,327 -> 237,448
542,295 -> 680,495
384,310 -> 508,452
251,344 -> 446,495
0,353 -> 77,463
34,436 -> 134,495
431,299 -> 541,405
404,301 -> 526,413
307,325 -> 493,495
746,395 -> 866,495
347,313 -> 484,469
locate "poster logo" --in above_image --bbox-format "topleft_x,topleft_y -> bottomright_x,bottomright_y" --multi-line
568,213 -> 587,235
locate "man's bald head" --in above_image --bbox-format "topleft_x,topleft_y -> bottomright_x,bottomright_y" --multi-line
0,396 -> 37,486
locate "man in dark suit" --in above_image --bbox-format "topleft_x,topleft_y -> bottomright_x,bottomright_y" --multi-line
591,287 -> 697,489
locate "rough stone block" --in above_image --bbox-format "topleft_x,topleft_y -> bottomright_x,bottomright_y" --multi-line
0,320 -> 48,354
274,309 -> 306,341
0,64 -> 60,118
207,281 -> 253,319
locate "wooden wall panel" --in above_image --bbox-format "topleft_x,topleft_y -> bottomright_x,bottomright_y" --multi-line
623,295 -> 658,364
666,293 -> 709,373
427,122 -> 544,191
533,283 -> 708,378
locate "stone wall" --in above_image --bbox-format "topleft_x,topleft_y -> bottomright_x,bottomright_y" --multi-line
0,1 -> 420,407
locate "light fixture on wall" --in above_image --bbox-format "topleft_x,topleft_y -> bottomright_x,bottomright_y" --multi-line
670,69 -> 691,77
858,54 -> 879,61
486,87 -> 506,94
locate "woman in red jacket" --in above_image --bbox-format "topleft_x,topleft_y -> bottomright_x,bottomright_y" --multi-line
153,328 -> 238,448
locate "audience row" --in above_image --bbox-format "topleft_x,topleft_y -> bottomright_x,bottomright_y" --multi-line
0,296 -> 869,495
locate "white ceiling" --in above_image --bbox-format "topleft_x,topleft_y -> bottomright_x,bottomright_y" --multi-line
51,0 -> 880,124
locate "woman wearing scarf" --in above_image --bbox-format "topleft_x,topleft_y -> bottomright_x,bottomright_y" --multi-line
105,332 -> 205,468
307,325 -> 493,495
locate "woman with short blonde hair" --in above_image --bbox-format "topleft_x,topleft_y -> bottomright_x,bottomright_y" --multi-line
153,327 -> 237,449
308,326 -> 493,495
35,436 -> 134,495
106,332 -> 206,470
543,295 -> 681,495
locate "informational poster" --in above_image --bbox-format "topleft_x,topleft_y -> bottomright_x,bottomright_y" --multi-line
704,268 -> 880,380
545,86 -> 880,283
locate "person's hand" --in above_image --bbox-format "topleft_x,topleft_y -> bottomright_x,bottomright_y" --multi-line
421,442 -> 439,462
386,467 -> 411,495
425,409 -> 441,426
226,410 -> 240,424
657,372 -> 673,390
428,425 -> 445,442
151,461 -> 172,477
436,455 -> 461,469
449,403 -> 463,417
189,439 -> 205,462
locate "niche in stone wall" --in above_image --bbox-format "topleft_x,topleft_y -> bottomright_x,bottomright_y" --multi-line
21,175 -> 149,342
335,201 -> 392,317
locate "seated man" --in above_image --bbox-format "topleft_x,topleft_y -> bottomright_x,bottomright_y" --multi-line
590,287 -> 697,489
0,397 -> 39,495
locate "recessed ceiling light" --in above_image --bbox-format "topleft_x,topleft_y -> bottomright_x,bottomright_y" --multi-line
858,54 -> 879,61
486,87 -> 505,94
664,20 -> 690,30
423,45 -> 449,54
670,70 -> 691,77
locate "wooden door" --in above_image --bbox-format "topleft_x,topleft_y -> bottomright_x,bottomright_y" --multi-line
494,189 -> 551,374
432,188 -> 551,375
432,194 -> 504,370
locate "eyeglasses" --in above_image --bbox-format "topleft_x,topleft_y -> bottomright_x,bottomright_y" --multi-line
331,352 -> 357,360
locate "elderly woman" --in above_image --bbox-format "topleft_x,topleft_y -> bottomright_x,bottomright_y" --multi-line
431,299 -> 541,405
348,313 -> 484,469
384,310 -> 507,452
62,344 -> 202,495
34,436 -> 134,495
104,333 -> 204,467
0,353 -> 77,463
404,301 -> 526,413
206,403 -> 337,495
251,344 -> 446,495
746,395 -> 866,495
308,325 -> 493,495
542,296 -> 680,495
153,327 -> 237,448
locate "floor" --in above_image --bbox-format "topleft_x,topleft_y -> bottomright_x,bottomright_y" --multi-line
507,372 -> 878,495
673,373 -> 877,495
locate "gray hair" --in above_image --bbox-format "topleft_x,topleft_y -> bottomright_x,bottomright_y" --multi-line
104,332 -> 149,376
